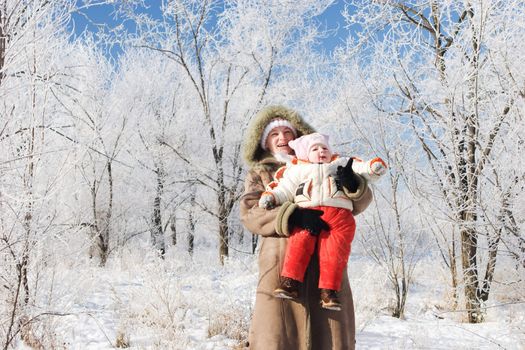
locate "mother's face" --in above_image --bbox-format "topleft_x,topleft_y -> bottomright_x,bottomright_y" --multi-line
265,126 -> 295,155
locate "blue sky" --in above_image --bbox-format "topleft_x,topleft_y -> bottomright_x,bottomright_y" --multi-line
71,1 -> 349,60
312,1 -> 349,54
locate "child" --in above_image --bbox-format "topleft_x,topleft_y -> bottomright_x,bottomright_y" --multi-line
258,133 -> 387,310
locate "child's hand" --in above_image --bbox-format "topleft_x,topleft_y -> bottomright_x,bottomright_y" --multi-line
259,193 -> 276,209
369,157 -> 388,177
336,158 -> 360,192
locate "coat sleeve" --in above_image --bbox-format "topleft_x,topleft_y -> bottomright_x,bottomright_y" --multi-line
240,168 -> 297,237
339,172 -> 373,216
351,182 -> 373,216
351,157 -> 370,179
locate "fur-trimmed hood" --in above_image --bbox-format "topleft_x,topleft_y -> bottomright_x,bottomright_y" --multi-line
243,105 -> 315,167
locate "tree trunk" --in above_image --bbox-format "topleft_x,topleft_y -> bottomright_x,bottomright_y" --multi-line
170,212 -> 177,246
151,196 -> 165,256
0,2 -> 6,86
5,257 -> 25,350
20,103 -> 36,305
151,166 -> 165,257
449,238 -> 459,310
88,160 -> 113,266
501,186 -> 524,268
392,277 -> 408,319
218,191 -> 229,265
187,191 -> 195,255
95,210 -> 110,266
102,160 -> 113,264
251,234 -> 258,254
478,233 -> 500,303
460,225 -> 481,323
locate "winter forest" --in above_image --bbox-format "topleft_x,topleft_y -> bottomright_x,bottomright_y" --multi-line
1,0 -> 524,348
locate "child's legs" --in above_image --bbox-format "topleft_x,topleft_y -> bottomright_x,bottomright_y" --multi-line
317,207 -> 356,290
281,227 -> 317,282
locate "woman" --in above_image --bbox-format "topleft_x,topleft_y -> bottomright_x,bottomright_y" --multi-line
240,105 -> 373,349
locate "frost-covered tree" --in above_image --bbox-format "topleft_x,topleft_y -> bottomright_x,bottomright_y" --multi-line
323,60 -> 427,319
63,51 -> 121,266
342,0 -> 525,323
106,48 -> 194,257
112,0 -> 334,263
0,0 -> 115,346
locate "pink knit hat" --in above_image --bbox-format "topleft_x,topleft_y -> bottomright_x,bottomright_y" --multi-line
288,133 -> 331,161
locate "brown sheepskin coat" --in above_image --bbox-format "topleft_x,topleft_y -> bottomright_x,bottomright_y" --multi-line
240,105 -> 373,350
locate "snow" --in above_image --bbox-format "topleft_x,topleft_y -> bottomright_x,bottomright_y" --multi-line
357,316 -> 523,350
14,246 -> 523,350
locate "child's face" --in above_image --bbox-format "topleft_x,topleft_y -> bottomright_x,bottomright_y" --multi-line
308,143 -> 332,163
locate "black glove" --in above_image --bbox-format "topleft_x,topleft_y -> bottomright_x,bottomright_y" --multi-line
336,158 -> 359,193
289,207 -> 329,236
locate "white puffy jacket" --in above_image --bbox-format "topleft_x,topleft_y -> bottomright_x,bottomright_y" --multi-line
264,156 -> 385,211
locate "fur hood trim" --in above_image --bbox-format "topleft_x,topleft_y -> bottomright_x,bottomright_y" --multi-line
243,105 -> 315,167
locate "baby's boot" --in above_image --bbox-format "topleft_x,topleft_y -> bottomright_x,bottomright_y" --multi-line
320,288 -> 342,311
274,277 -> 301,300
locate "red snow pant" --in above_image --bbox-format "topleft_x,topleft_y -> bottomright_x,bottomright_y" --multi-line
281,206 -> 356,291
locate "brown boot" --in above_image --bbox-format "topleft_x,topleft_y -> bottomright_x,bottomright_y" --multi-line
320,289 -> 342,311
274,277 -> 301,300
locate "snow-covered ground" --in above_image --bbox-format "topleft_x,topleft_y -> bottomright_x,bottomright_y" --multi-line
14,245 -> 525,350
